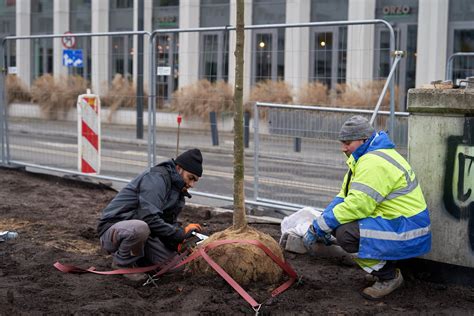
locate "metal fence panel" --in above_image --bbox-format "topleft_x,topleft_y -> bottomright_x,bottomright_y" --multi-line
253,102 -> 409,210
446,52 -> 474,84
3,31 -> 151,181
147,20 -> 399,211
1,20 -> 402,213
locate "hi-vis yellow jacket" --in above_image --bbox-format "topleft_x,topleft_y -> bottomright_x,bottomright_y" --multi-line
314,131 -> 431,260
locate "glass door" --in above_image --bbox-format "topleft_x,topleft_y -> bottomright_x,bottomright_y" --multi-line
252,30 -> 278,83
32,38 -> 53,81
448,24 -> 474,83
200,31 -> 229,82
312,31 -> 333,88
375,24 -> 417,110
156,33 -> 179,104
309,27 -> 347,89
111,35 -> 133,79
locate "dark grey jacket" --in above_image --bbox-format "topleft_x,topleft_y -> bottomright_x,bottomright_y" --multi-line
97,159 -> 187,249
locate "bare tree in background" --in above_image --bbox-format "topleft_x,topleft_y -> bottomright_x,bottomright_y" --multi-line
232,0 -> 247,229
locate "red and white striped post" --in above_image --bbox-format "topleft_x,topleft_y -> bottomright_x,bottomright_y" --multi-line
77,90 -> 101,174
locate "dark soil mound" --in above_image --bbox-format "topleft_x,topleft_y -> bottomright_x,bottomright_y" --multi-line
1,168 -> 473,314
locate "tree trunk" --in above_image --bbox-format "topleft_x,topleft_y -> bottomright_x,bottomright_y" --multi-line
232,0 -> 247,229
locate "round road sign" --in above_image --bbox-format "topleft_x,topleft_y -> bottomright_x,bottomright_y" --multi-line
62,32 -> 76,49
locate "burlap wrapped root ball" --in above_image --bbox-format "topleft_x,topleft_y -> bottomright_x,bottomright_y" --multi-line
188,226 -> 284,286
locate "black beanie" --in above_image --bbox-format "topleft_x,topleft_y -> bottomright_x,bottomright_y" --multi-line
175,148 -> 203,177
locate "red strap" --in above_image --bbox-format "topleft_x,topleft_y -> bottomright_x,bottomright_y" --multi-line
54,239 -> 298,311
53,261 -> 162,275
53,250 -> 189,275
150,239 -> 297,310
199,247 -> 260,307
195,239 -> 297,308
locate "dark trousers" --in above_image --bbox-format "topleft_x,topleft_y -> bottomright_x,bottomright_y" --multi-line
100,220 -> 176,266
334,221 -> 397,280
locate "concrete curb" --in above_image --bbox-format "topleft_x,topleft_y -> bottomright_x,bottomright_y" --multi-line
187,202 -> 282,225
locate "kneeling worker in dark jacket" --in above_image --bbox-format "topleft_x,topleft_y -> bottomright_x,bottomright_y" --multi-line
97,148 -> 204,281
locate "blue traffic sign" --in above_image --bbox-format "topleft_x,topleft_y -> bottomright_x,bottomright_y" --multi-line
63,49 -> 83,68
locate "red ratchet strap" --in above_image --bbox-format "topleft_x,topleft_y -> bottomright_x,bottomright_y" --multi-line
54,239 -> 298,311
148,239 -> 298,311
53,250 -> 189,275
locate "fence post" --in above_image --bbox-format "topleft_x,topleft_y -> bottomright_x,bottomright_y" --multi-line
253,103 -> 260,201
136,0 -> 144,139
0,42 -> 7,165
294,137 -> 301,152
210,111 -> 219,146
149,33 -> 156,167
244,111 -> 250,148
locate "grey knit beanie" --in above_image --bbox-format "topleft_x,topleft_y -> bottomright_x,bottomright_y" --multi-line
338,115 -> 375,141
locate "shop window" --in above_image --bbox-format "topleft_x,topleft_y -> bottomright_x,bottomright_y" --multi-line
309,27 -> 347,89
30,0 -> 53,81
251,0 -> 285,84
153,1 -> 180,101
200,32 -> 229,82
448,0 -> 474,83
199,0 -> 230,82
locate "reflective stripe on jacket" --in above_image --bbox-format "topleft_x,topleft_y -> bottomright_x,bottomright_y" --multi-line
314,131 -> 431,260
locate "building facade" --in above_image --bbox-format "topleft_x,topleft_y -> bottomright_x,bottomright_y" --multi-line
1,0 -> 473,108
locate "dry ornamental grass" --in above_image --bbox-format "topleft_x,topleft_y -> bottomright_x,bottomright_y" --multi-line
6,74 -> 31,105
170,79 -> 234,119
334,80 -> 399,110
30,74 -> 89,119
247,80 -> 293,106
297,81 -> 329,105
100,74 -> 150,122
21,75 -> 398,121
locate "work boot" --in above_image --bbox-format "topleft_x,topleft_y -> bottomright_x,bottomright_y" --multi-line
364,273 -> 379,283
111,261 -> 148,282
361,269 -> 403,300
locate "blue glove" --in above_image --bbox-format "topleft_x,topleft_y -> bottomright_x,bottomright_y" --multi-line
303,225 -> 318,250
303,224 -> 332,250
320,232 -> 333,246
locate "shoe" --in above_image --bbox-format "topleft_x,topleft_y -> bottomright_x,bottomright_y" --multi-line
361,269 -> 404,300
111,261 -> 148,282
364,273 -> 379,282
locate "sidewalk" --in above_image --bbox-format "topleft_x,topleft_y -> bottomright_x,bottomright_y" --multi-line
7,116 -> 345,165
7,117 -> 239,155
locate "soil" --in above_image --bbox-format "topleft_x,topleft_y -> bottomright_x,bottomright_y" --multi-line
1,167 -> 474,315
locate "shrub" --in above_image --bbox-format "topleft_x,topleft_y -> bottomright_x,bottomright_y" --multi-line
334,80 -> 399,111
30,74 -> 90,119
57,75 -> 90,112
246,80 -> 293,119
297,81 -> 329,105
6,74 -> 31,104
100,74 -> 149,121
247,80 -> 293,105
170,79 -> 234,119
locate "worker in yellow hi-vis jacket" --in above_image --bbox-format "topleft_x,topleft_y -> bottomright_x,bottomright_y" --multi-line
304,115 -> 431,300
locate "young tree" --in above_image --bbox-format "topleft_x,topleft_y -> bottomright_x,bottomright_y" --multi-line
191,0 -> 284,286
232,0 -> 247,229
